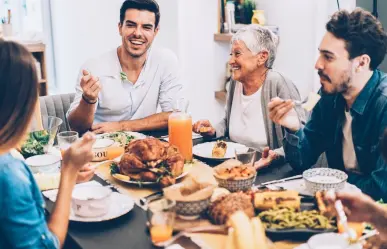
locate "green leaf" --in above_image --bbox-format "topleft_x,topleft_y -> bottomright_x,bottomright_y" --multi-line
120,72 -> 128,81
110,163 -> 120,175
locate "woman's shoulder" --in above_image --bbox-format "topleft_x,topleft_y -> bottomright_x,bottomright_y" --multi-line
0,153 -> 31,185
266,70 -> 293,85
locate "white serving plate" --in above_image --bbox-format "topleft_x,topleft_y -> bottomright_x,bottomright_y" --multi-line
111,163 -> 194,186
192,141 -> 248,161
69,192 -> 134,222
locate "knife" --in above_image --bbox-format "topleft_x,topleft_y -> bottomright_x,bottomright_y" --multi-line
252,174 -> 303,190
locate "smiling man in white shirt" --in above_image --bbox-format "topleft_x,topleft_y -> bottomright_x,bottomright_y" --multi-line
67,0 -> 182,134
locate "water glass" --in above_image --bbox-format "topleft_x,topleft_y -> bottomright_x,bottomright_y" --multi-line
235,147 -> 256,166
57,131 -> 79,155
146,198 -> 176,245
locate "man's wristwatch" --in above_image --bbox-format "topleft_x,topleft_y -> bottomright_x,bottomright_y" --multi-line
82,94 -> 97,104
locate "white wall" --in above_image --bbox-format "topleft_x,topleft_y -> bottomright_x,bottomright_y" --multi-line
177,0 -> 225,123
50,0 -> 123,93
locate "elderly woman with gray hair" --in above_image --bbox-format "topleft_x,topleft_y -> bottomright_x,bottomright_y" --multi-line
193,25 -> 306,169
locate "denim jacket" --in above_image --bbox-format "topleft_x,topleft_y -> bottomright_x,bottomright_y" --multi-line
284,70 -> 387,200
0,153 -> 59,249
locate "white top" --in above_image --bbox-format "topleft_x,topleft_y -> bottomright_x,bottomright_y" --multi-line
67,47 -> 182,124
229,82 -> 268,150
342,110 -> 359,172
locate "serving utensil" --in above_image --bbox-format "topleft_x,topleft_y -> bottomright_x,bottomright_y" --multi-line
90,160 -> 114,170
139,191 -> 163,207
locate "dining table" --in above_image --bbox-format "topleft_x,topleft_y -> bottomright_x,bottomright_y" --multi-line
43,130 -> 304,249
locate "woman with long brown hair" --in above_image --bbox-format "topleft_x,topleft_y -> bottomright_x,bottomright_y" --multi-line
0,40 -> 95,248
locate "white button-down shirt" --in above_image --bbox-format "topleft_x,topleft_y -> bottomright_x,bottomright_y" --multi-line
67,47 -> 182,124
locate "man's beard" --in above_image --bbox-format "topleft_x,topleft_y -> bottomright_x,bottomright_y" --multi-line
318,69 -> 351,95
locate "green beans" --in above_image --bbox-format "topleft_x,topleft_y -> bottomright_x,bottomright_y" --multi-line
258,207 -> 336,230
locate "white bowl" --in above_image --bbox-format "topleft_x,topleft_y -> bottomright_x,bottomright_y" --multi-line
71,186 -> 112,217
25,154 -> 61,174
303,168 -> 348,194
92,139 -> 115,162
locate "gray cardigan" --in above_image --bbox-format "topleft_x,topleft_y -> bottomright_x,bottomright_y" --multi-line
215,70 -> 306,158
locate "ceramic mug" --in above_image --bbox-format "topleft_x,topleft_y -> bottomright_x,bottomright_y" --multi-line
71,186 -> 112,217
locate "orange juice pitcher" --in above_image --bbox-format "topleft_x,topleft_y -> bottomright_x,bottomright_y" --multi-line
168,99 -> 193,161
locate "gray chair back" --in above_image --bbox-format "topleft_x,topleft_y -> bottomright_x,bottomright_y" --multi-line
39,93 -> 75,133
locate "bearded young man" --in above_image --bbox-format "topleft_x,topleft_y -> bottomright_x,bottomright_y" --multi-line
268,8 -> 387,200
68,0 -> 183,134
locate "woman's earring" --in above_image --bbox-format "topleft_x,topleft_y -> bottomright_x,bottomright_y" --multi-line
355,67 -> 360,73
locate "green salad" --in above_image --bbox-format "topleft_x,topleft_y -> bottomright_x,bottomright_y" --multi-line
101,131 -> 135,147
21,130 -> 50,158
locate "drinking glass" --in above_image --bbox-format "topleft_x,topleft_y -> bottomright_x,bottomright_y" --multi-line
57,131 -> 79,156
235,147 -> 256,166
168,98 -> 192,161
146,198 -> 176,245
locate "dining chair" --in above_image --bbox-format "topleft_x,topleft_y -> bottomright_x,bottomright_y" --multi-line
39,93 -> 75,133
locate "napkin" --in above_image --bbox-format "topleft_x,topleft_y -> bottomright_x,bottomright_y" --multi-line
42,180 -> 102,202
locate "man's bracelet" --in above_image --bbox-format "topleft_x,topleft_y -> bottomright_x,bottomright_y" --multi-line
82,94 -> 97,104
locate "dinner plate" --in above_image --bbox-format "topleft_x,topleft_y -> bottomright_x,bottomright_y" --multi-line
111,163 -> 194,186
70,192 -> 134,222
192,141 -> 248,162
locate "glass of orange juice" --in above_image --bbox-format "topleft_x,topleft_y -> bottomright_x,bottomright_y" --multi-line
57,131 -> 79,157
107,146 -> 125,160
168,98 -> 193,161
147,198 -> 176,245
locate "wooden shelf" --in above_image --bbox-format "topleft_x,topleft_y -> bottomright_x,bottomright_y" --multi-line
25,43 -> 45,53
215,90 -> 227,102
214,33 -> 232,42
24,42 -> 48,96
